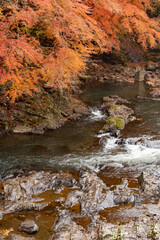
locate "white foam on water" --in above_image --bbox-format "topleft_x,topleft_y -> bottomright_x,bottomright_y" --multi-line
103,136 -> 160,164
89,108 -> 106,121
52,135 -> 160,172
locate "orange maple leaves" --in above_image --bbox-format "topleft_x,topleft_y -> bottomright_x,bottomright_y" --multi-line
0,0 -> 160,101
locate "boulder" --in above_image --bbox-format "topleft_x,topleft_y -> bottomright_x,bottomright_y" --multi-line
100,104 -> 134,133
135,67 -> 146,81
19,219 -> 38,234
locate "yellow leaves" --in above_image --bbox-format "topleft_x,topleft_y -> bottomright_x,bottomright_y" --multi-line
0,8 -> 2,17
0,228 -> 13,237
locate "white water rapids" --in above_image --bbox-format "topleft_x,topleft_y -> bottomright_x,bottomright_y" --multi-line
49,109 -> 160,172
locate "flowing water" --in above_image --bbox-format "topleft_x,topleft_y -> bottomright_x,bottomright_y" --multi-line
0,81 -> 160,178
1,81 -> 160,239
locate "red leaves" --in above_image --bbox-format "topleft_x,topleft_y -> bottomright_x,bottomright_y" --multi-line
0,0 -> 160,102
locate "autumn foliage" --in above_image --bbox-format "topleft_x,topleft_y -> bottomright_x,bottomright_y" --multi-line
0,0 -> 160,101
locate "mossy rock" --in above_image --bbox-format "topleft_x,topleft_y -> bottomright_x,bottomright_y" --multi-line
109,104 -> 125,110
102,116 -> 125,132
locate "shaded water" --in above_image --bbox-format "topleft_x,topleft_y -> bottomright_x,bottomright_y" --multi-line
0,81 -> 160,177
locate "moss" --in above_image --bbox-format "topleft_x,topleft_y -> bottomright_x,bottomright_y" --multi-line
102,116 -> 125,131
109,105 -> 125,110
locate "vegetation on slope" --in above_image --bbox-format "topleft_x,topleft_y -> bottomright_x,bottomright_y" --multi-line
0,0 -> 160,102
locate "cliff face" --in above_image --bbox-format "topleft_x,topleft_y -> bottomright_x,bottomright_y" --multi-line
0,0 -> 160,133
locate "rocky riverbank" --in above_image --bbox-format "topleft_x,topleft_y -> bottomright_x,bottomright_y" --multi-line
0,84 -> 90,135
0,51 -> 160,135
0,168 -> 160,239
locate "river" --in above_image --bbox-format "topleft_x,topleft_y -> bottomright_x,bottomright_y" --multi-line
0,81 -> 160,180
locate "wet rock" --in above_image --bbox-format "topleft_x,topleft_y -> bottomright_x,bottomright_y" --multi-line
13,125 -> 33,134
100,96 -> 134,134
115,138 -> 126,145
19,219 -> 38,234
2,172 -> 76,201
101,104 -> 134,133
3,172 -> 55,201
1,171 -> 76,216
71,98 -> 90,117
52,210 -> 95,240
113,179 -> 136,205
108,104 -> 134,119
101,116 -> 125,132
86,223 -> 99,240
4,201 -> 47,214
53,176 -> 76,189
102,96 -> 130,106
138,171 -> 160,203
55,197 -> 65,203
9,234 -> 35,240
79,172 -> 114,213
65,191 -> 83,207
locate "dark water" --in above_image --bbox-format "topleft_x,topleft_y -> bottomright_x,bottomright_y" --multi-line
0,81 -> 160,177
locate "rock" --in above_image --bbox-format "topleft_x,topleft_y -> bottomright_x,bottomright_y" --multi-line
115,138 -> 126,145
108,105 -> 134,120
72,101 -> 90,116
2,172 -> 76,201
9,234 -> 35,240
1,171 -> 76,216
102,96 -> 130,105
138,171 -> 160,203
135,67 -> 146,81
101,104 -> 134,133
100,99 -> 135,134
0,211 -> 3,220
13,125 -> 33,134
52,210 -> 95,240
19,219 -> 38,234
53,176 -> 76,189
147,62 -> 158,71
78,172 -> 114,213
113,179 -> 136,205
101,116 -> 125,132
65,191 -> 83,207
99,215 -> 160,240
4,201 -> 47,214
